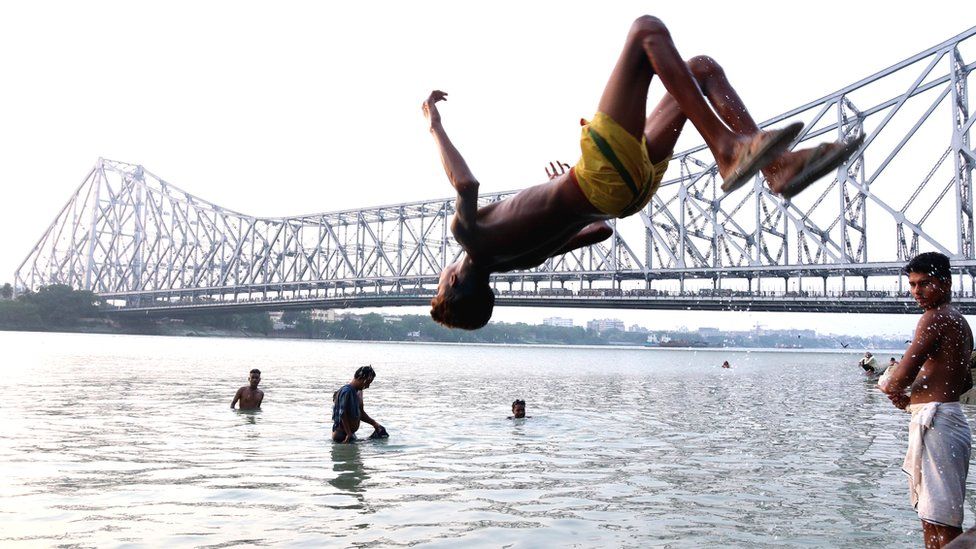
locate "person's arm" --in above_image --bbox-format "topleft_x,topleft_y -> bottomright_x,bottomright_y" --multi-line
231,387 -> 242,409
423,90 -> 479,236
360,406 -> 382,431
256,390 -> 264,408
879,311 -> 941,402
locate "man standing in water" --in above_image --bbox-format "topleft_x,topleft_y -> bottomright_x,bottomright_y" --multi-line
332,366 -> 385,443
423,15 -> 862,329
231,368 -> 264,410
879,252 -> 974,548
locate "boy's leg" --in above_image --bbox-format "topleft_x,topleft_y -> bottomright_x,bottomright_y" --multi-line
635,17 -> 800,191
643,93 -> 686,164
922,520 -> 961,548
687,54 -> 862,198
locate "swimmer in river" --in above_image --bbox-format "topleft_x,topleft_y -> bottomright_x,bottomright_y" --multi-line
508,399 -> 530,419
423,15 -> 862,330
231,368 -> 264,410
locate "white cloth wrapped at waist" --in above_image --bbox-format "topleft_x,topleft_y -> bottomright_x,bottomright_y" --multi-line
901,401 -> 972,528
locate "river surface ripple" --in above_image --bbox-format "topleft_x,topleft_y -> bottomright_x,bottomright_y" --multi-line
0,331 -> 971,547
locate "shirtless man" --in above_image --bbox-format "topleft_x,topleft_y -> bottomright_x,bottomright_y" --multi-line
423,15 -> 862,329
231,368 -> 264,410
879,252 -> 974,548
332,366 -> 385,443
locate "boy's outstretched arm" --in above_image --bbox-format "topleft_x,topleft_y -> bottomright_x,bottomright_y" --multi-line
231,388 -> 241,409
423,90 -> 479,234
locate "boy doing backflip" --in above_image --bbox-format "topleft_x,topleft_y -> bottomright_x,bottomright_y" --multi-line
879,252 -> 974,548
424,16 -> 862,329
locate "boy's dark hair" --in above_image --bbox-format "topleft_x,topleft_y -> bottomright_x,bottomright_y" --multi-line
512,399 -> 526,408
354,365 -> 376,380
250,369 -> 261,375
904,252 -> 951,281
430,281 -> 495,330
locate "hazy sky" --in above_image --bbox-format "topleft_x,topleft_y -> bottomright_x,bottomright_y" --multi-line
1,1 -> 973,337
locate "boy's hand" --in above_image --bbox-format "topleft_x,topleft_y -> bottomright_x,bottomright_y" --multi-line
423,90 -> 448,128
887,392 -> 910,410
545,160 -> 571,180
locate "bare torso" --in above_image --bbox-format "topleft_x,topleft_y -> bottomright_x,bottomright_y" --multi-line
456,173 -> 607,271
235,387 -> 264,410
909,305 -> 973,404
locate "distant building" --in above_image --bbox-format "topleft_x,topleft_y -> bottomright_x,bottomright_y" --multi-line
587,318 -> 625,333
698,327 -> 721,337
269,311 -> 289,331
383,315 -> 403,323
543,317 -> 574,328
309,309 -> 337,322
628,324 -> 649,333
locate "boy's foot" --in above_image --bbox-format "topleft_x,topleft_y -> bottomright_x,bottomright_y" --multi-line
720,121 -> 803,193
774,135 -> 865,199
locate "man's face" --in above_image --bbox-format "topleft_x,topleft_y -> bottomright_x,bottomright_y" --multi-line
248,373 -> 260,387
512,402 -> 526,418
908,271 -> 951,310
362,375 -> 375,389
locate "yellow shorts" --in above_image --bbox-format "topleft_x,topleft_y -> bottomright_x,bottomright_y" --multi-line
574,112 -> 670,218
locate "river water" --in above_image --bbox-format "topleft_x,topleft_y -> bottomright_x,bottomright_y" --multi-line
0,331 -> 972,547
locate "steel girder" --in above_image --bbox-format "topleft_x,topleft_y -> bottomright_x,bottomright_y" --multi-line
14,27 -> 976,309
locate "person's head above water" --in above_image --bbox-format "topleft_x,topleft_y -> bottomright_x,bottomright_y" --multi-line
430,261 -> 495,330
248,368 -> 261,388
352,365 -> 376,389
904,252 -> 953,310
511,399 -> 526,418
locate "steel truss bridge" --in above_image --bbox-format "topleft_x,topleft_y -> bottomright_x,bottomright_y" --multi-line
14,27 -> 976,316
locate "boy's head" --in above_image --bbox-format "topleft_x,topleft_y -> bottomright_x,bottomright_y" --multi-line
511,399 -> 526,418
904,252 -> 952,310
430,264 -> 494,330
354,365 -> 376,388
248,368 -> 261,387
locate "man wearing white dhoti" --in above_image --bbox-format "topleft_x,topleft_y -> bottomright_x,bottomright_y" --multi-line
880,252 -> 974,549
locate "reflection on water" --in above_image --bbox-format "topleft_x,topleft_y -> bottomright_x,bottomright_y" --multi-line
1,331 -> 975,547
330,442 -> 367,495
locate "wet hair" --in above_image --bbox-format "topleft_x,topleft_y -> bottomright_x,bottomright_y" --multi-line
512,399 -> 526,409
904,252 -> 951,282
249,369 -> 261,376
354,365 -> 375,380
332,390 -> 338,403
430,280 -> 495,330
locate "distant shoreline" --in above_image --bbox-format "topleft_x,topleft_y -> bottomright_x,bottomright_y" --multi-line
0,327 -> 907,355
